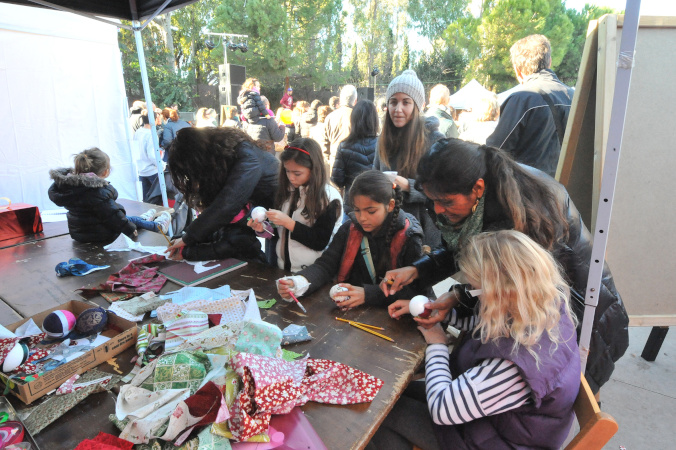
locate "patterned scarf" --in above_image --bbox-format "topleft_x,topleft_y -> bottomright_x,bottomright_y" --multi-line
436,195 -> 485,255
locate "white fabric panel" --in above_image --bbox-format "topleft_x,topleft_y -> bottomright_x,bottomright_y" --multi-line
0,4 -> 137,212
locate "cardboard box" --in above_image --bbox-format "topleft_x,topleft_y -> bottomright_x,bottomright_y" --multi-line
0,300 -> 137,404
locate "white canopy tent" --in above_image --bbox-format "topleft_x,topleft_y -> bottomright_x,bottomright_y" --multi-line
0,3 -> 136,211
448,79 -> 493,110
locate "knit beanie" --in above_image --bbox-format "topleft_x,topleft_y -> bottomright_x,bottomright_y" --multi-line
386,69 -> 425,112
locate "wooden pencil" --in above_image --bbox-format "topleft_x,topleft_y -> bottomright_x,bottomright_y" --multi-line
157,226 -> 172,245
335,317 -> 385,331
349,322 -> 394,342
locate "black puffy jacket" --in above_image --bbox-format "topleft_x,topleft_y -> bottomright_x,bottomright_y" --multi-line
331,136 -> 377,205
412,166 -> 629,393
48,169 -> 136,243
181,140 -> 279,246
238,90 -> 284,144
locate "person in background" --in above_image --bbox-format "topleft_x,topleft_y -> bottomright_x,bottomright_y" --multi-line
48,148 -> 170,244
293,101 -> 313,139
310,105 -> 333,166
276,170 -> 430,310
261,96 -> 275,117
248,138 -> 342,272
128,100 -> 145,133
165,127 -> 279,261
376,97 -> 388,134
303,99 -> 322,128
426,84 -> 459,138
374,230 -> 580,450
332,100 -> 379,212
195,107 -> 217,128
328,96 -> 340,110
486,34 -> 574,177
280,86 -> 294,109
382,139 -> 629,394
160,108 -> 191,150
374,70 -> 445,248
221,106 -> 239,128
133,114 -> 162,204
324,85 -> 358,171
238,78 -> 285,154
460,94 -> 500,145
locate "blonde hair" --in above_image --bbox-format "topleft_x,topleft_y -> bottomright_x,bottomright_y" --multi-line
241,77 -> 260,92
472,94 -> 499,122
429,84 -> 450,106
458,230 -> 575,364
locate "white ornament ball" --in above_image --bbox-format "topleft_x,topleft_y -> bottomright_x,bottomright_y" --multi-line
329,284 -> 349,302
2,342 -> 29,373
409,295 -> 431,318
251,207 -> 268,223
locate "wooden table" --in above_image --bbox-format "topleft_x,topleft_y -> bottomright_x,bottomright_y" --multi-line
0,216 -> 426,450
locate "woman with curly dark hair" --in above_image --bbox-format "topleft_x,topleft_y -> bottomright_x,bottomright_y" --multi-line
165,127 -> 278,261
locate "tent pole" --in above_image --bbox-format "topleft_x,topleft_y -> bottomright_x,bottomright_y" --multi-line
578,0 -> 641,374
133,21 -> 170,212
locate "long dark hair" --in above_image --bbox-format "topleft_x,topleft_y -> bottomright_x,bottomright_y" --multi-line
349,170 -> 404,248
276,138 -> 337,225
417,139 -> 568,250
377,105 -> 427,178
168,127 -> 254,210
344,100 -> 379,145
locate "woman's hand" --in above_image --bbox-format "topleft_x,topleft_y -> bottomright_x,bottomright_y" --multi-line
247,218 -> 265,233
380,266 -> 419,296
165,237 -> 186,260
414,291 -> 457,329
335,284 -> 365,311
394,176 -> 410,192
388,300 -> 410,320
276,278 -> 295,300
267,209 -> 295,231
418,323 -> 448,345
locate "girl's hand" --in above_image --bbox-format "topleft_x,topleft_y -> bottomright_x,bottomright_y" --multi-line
266,209 -> 295,231
388,300 -> 410,320
165,237 -> 186,260
247,218 -> 265,233
414,291 -> 457,329
336,284 -> 365,311
277,278 -> 295,300
380,266 -> 419,296
417,323 -> 448,345
394,176 -> 410,192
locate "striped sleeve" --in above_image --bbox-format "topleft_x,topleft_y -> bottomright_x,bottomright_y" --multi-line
448,308 -> 477,331
425,344 -> 533,426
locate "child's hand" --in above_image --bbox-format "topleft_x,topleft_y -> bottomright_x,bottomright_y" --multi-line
336,284 -> 365,311
380,266 -> 419,296
247,218 -> 265,233
388,300 -> 411,320
394,175 -> 410,192
276,278 -> 295,300
266,210 -> 294,230
165,237 -> 186,260
417,323 -> 448,345
414,291 -> 456,329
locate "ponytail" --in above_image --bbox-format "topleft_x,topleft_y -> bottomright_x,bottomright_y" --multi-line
385,185 -> 403,247
73,147 -> 110,176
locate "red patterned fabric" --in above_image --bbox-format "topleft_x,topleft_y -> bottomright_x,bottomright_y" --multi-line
228,353 -> 384,441
78,254 -> 167,295
73,432 -> 133,450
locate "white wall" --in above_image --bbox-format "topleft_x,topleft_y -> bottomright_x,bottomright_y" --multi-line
0,4 -> 137,212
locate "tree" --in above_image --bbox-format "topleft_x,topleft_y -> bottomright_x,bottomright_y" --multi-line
407,0 -> 469,40
413,48 -> 466,93
399,35 -> 410,73
348,43 -> 361,83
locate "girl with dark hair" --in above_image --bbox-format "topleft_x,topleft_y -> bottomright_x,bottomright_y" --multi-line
374,70 -> 445,247
382,138 -> 629,394
48,148 -> 170,243
331,100 -> 379,211
248,138 -> 343,272
165,127 -> 279,261
276,170 -> 430,310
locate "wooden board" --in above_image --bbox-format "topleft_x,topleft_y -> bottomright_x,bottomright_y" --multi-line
559,15 -> 676,325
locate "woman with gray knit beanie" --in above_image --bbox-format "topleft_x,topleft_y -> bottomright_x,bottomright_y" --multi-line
374,69 -> 445,248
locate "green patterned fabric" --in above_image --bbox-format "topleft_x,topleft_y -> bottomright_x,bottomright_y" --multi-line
141,351 -> 211,395
281,349 -> 304,361
256,299 -> 277,309
436,195 -> 485,255
197,425 -> 233,449
233,321 -> 282,358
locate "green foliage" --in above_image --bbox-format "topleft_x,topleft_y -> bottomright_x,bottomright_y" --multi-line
399,36 -> 410,73
407,0 -> 469,40
413,48 -> 466,93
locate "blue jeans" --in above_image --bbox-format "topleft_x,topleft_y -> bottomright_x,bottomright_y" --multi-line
127,215 -> 158,232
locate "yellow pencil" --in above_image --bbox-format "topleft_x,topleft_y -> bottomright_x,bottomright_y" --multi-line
157,226 -> 172,246
350,322 -> 394,342
335,317 -> 385,330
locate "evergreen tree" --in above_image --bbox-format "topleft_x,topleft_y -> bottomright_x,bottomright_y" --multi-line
399,36 -> 410,72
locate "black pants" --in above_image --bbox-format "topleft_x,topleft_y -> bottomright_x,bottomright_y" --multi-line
139,174 -> 159,204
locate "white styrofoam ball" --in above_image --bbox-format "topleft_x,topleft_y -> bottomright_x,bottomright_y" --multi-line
251,207 -> 268,223
409,295 -> 431,318
2,342 -> 28,373
329,284 -> 349,302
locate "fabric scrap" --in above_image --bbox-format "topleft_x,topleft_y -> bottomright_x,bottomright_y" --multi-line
78,253 -> 167,295
141,351 -> 210,394
162,381 -> 223,445
55,258 -> 110,277
56,373 -> 113,395
108,300 -> 145,322
281,324 -> 312,345
233,321 -> 283,358
101,292 -> 135,303
281,349 -> 304,361
119,292 -> 168,316
197,425 -> 232,450
104,233 -> 168,255
160,285 -> 232,305
256,299 -> 276,309
74,432 -> 134,450
157,296 -> 246,324
164,311 -> 209,351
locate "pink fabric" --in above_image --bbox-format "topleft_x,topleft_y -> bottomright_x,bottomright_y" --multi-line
228,353 -> 384,441
79,254 -> 167,295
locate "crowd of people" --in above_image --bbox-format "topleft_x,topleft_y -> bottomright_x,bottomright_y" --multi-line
48,34 -> 629,449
